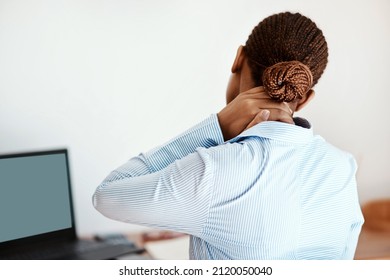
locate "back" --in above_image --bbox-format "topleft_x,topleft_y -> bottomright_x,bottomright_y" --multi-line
192,121 -> 364,259
297,136 -> 362,259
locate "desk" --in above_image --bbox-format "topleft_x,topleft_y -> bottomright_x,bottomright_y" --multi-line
354,227 -> 390,260
125,231 -> 187,259
122,228 -> 390,260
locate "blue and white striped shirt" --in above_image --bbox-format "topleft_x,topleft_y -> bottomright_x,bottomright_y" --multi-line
93,114 -> 364,259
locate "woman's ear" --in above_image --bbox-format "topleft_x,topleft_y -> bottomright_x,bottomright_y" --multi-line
295,89 -> 315,112
231,45 -> 246,73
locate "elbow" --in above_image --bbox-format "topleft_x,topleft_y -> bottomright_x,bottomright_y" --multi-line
92,183 -> 123,222
92,188 -> 100,210
92,186 -> 103,212
92,171 -> 126,213
92,183 -> 109,215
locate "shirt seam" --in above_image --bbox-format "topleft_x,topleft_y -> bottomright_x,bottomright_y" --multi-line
197,149 -> 217,241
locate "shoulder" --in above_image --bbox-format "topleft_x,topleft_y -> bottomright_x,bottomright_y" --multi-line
197,137 -> 266,177
316,135 -> 357,169
301,135 -> 358,186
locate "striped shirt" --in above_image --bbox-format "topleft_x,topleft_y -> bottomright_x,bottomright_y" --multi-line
93,114 -> 364,259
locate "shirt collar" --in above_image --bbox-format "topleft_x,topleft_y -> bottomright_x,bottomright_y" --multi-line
227,117 -> 314,144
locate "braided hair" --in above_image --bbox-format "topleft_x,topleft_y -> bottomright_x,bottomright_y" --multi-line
245,12 -> 328,102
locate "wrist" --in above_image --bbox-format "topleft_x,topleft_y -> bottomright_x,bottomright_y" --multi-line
217,111 -> 232,141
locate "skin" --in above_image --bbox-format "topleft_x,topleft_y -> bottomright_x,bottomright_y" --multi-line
217,45 -> 315,141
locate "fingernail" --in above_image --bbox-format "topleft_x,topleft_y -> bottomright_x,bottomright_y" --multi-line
261,110 -> 270,120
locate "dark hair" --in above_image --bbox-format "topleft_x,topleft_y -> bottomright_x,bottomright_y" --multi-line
245,12 -> 328,102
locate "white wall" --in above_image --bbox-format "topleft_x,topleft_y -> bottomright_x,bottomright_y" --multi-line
0,0 -> 389,235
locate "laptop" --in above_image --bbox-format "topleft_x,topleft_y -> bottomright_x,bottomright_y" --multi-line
0,149 -> 140,259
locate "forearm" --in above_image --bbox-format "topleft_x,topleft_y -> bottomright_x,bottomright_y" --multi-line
98,114 -> 224,185
142,114 -> 224,172
93,143 -> 213,235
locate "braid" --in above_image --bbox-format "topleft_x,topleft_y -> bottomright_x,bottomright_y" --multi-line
245,12 -> 328,102
262,61 -> 313,102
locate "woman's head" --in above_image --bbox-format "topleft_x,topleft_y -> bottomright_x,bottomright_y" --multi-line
227,12 -> 328,108
227,12 -> 328,107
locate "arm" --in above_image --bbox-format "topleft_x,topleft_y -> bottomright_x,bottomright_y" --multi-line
93,148 -> 213,236
95,114 -> 224,182
93,86 -> 293,233
93,114 -> 224,235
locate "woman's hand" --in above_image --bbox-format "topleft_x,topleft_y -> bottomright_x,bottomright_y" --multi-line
217,86 -> 294,141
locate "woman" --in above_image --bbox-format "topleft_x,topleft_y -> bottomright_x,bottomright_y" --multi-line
93,12 -> 364,259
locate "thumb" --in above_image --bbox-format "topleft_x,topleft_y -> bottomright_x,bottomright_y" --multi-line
259,110 -> 270,121
245,110 -> 270,130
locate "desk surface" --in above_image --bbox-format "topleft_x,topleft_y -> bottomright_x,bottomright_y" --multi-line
354,227 -> 390,260
119,228 -> 390,260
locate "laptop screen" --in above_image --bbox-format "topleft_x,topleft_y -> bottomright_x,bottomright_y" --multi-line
0,150 -> 73,243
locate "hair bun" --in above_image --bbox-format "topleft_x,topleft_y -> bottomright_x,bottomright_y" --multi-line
262,61 -> 313,102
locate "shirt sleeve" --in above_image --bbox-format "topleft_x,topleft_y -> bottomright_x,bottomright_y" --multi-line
341,157 -> 365,259
92,114 -> 224,236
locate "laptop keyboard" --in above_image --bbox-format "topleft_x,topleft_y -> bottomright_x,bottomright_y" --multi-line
1,240 -> 141,260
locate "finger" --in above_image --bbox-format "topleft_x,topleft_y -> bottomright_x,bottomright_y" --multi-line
250,99 -> 293,115
242,88 -> 269,99
278,117 -> 295,125
245,110 -> 270,130
260,109 -> 270,121
268,109 -> 295,124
